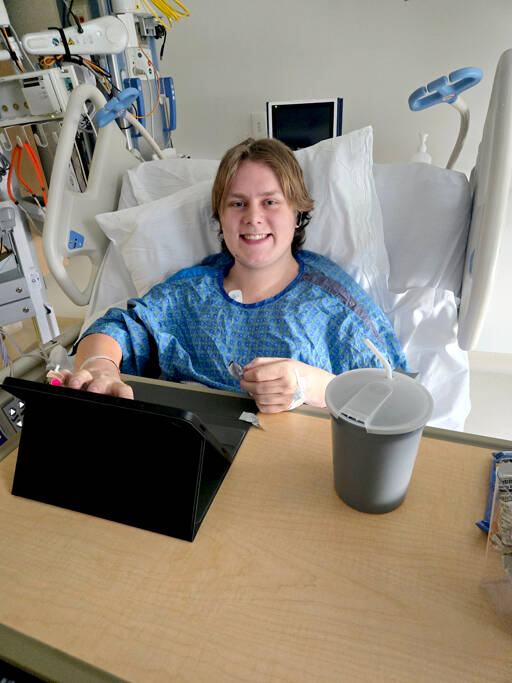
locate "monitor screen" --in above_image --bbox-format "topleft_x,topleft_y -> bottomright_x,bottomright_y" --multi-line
266,98 -> 343,150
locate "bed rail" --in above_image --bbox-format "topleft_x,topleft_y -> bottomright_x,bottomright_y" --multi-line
458,49 -> 512,350
43,84 -> 139,306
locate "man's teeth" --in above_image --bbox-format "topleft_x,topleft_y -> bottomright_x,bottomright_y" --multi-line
242,234 -> 268,240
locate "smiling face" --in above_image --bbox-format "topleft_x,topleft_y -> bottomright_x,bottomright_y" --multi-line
219,160 -> 298,273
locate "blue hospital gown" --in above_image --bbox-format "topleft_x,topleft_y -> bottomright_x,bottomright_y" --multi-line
82,250 -> 408,391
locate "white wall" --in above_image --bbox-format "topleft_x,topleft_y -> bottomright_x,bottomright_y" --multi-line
161,0 -> 512,352
161,0 -> 511,175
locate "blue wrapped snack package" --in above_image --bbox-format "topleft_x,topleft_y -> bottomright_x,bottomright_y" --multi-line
477,452 -> 512,533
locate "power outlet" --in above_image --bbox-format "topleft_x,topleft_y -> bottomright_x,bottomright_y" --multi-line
251,112 -> 266,138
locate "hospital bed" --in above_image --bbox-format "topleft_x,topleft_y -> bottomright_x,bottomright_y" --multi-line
40,49 -> 512,431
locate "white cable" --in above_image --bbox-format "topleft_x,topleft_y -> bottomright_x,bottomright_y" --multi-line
0,326 -> 52,377
125,111 -> 164,158
0,325 -> 29,358
447,98 -> 470,170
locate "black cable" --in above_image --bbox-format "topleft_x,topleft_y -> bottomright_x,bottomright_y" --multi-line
48,26 -> 73,61
0,151 -> 10,181
117,100 -> 139,131
155,24 -> 167,60
62,0 -> 84,33
66,0 -> 74,25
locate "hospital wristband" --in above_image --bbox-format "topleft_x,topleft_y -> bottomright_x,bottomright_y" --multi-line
79,355 -> 120,373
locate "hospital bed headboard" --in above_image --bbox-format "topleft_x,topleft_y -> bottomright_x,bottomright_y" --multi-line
43,84 -> 140,306
457,48 -> 512,350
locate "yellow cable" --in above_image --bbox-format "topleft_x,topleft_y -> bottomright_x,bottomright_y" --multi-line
139,0 -> 190,31
153,0 -> 190,18
140,0 -> 172,29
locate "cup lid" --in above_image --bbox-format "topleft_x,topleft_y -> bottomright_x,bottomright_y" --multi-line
325,368 -> 434,435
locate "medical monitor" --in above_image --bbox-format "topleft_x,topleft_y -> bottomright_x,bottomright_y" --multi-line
266,98 -> 343,150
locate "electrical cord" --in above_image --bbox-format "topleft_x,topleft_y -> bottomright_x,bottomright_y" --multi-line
61,0 -> 84,33
0,325 -> 55,376
155,24 -> 167,59
39,53 -> 115,96
7,142 -> 47,209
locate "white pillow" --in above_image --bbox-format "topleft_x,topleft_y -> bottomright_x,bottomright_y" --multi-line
96,180 -> 219,297
122,156 -> 220,206
297,128 -> 390,307
95,126 -> 390,306
373,163 -> 471,294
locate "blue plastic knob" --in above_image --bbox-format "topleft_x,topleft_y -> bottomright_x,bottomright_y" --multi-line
408,67 -> 483,111
94,88 -> 140,128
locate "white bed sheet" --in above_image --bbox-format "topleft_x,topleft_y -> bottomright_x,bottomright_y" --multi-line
82,134 -> 470,430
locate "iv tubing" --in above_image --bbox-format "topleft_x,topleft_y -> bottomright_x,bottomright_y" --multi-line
124,111 -> 164,158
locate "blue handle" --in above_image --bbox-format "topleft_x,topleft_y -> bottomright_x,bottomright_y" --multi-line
123,78 -> 145,136
94,87 -> 140,128
408,67 -> 483,111
161,76 -> 176,133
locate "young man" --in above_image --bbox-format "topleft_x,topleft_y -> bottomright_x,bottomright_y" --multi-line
63,138 -> 407,412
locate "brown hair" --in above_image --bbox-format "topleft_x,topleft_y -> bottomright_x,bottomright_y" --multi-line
212,137 -> 314,255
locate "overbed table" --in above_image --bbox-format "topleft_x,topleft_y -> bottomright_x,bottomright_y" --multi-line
1,390 -> 512,682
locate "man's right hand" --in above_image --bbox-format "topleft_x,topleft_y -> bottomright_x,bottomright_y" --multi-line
60,360 -> 134,399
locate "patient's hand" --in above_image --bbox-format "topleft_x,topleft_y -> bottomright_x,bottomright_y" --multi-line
59,364 -> 134,399
240,358 -> 335,413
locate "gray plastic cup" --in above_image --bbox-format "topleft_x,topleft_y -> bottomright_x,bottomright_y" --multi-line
325,367 -> 433,514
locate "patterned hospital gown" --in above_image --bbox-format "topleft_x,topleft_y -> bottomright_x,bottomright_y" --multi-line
82,250 -> 408,391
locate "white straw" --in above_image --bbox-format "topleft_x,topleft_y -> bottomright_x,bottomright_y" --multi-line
365,338 -> 392,380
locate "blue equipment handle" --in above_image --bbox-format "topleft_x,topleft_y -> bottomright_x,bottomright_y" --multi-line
161,76 -> 176,133
94,87 -> 140,128
123,78 -> 145,136
123,77 -> 176,135
408,67 -> 483,111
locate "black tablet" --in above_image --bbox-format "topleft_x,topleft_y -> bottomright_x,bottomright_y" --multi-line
2,376 -> 255,541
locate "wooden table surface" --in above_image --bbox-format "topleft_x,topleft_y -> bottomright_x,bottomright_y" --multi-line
1,410 -> 511,682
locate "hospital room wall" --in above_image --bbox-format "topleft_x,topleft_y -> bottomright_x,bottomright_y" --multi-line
161,0 -> 511,175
